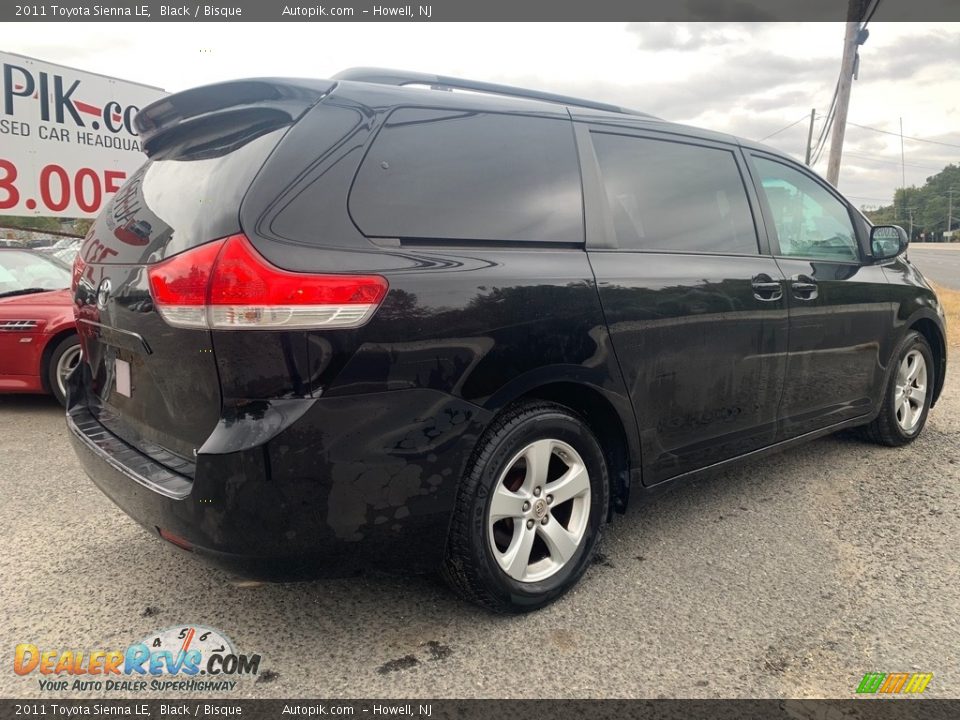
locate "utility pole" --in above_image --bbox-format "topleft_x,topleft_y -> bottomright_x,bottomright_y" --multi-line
826,0 -> 869,187
804,108 -> 816,165
949,187 -> 956,240
900,117 -> 906,189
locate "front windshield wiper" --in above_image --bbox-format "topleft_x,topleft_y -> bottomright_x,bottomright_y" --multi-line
0,287 -> 53,299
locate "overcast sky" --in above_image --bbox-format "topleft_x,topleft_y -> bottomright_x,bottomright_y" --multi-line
3,22 -> 959,211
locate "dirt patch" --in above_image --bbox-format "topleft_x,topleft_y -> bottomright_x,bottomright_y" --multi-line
377,655 -> 421,674
932,284 -> 960,347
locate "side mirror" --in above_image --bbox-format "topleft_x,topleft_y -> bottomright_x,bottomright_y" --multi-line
870,225 -> 909,261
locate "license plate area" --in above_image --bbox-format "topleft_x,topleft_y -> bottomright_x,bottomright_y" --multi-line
98,343 -> 139,405
115,358 -> 131,397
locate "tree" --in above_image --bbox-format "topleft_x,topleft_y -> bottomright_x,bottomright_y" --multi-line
73,219 -> 93,237
0,215 -> 91,238
0,215 -> 62,232
864,164 -> 960,240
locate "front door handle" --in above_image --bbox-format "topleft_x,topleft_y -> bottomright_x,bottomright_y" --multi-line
751,274 -> 783,302
791,274 -> 818,300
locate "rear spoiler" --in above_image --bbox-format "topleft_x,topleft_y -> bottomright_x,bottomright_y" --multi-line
135,78 -> 336,157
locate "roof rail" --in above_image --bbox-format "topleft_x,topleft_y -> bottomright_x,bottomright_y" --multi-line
332,67 -> 655,119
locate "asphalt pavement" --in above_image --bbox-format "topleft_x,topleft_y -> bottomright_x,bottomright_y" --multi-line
909,243 -> 960,290
1,372 -> 958,700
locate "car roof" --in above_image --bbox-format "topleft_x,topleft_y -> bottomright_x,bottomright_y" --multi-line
333,67 -> 657,119
328,68 -> 784,158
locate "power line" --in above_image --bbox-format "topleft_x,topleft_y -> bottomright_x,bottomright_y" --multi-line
812,115 -> 833,165
756,114 -> 813,142
812,81 -> 841,165
811,111 -> 834,165
847,192 -> 960,205
861,0 -> 882,27
846,120 -> 960,150
846,194 -> 898,202
841,152 -> 945,172
810,79 -> 840,165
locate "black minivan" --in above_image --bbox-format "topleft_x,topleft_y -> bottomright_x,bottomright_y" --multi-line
67,69 -> 947,612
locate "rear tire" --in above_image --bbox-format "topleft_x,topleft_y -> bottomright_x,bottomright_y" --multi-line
47,334 -> 81,407
860,331 -> 934,446
442,401 -> 609,613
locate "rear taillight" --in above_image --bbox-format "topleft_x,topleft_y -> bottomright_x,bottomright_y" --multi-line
147,234 -> 388,330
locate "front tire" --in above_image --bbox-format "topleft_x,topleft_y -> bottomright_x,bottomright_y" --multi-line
442,401 -> 609,613
861,331 -> 934,446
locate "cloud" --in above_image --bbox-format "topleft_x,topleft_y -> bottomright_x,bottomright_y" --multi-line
3,20 -> 956,214
864,30 -> 959,81
625,22 -> 757,50
522,50 -> 837,122
741,90 -> 811,113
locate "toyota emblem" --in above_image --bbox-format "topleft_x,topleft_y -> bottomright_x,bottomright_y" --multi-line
96,279 -> 112,310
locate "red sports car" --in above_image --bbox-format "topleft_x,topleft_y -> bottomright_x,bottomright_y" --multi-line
0,248 -> 79,405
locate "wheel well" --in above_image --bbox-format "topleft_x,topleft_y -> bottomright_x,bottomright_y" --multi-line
910,318 -> 945,407
519,382 -> 632,516
39,328 -> 77,394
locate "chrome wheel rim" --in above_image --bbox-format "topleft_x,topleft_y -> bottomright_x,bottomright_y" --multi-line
56,344 -> 82,399
487,438 -> 591,583
895,349 -> 927,433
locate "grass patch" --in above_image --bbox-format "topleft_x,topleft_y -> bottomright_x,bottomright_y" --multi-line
932,284 -> 960,347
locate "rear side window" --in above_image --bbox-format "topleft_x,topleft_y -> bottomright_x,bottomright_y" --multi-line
591,132 -> 758,254
350,108 -> 583,243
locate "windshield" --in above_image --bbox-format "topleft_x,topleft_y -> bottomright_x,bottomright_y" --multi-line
0,250 -> 71,297
53,242 -> 81,265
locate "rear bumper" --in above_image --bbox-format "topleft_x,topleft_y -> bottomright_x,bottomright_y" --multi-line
69,408 -> 192,498
67,383 -> 489,580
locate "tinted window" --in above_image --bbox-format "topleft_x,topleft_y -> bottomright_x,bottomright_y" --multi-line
752,156 -> 858,262
591,132 -> 758,254
83,127 -> 287,265
350,109 -> 583,243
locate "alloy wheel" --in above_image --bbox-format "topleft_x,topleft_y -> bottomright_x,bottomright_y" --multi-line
487,438 -> 592,583
56,345 -> 82,400
895,349 -> 927,433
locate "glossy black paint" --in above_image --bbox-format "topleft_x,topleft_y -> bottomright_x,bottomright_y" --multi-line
74,264 -> 221,465
68,76 -> 947,580
68,363 -> 489,575
589,251 -> 790,485
771,257 -> 892,437
881,254 -> 948,406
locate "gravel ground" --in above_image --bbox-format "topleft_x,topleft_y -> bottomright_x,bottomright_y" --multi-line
0,369 -> 957,700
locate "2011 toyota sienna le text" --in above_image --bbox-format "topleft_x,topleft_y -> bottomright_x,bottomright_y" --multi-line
66,69 -> 948,612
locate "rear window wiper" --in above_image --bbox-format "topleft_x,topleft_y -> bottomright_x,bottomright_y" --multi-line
0,287 -> 50,299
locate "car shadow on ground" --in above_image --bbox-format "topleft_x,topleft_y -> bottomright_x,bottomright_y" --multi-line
0,394 -> 64,413
172,425 -> 876,616
4,384 -> 954,696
